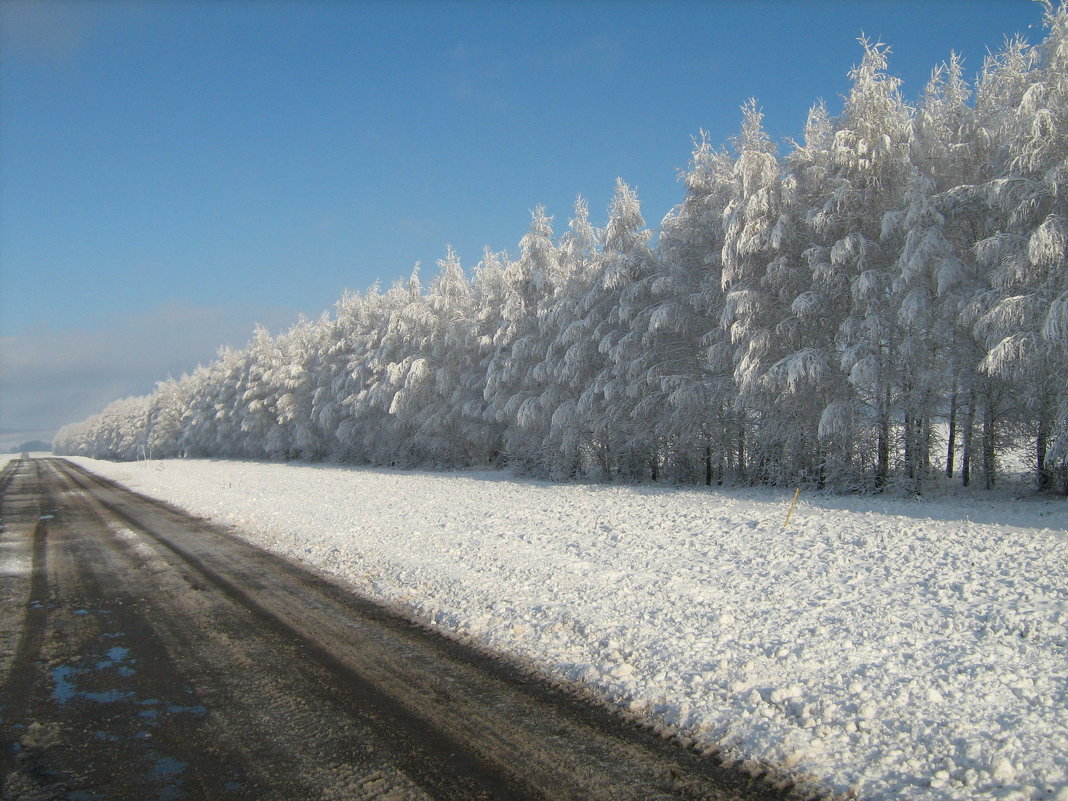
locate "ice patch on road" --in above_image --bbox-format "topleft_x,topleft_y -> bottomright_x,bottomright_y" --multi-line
0,539 -> 32,580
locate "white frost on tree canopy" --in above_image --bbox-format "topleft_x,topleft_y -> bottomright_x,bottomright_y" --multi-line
54,4 -> 1068,492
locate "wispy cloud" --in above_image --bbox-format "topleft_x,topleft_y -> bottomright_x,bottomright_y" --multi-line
0,0 -> 99,64
439,31 -> 629,112
0,301 -> 298,434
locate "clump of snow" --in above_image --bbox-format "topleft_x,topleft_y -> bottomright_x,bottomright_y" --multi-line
68,457 -> 1068,801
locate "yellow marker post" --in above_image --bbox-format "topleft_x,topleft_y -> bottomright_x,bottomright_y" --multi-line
783,487 -> 800,529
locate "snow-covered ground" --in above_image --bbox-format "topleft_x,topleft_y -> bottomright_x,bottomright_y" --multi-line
66,456 -> 1067,801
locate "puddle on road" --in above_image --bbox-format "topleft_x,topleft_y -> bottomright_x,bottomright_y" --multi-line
150,753 -> 189,801
52,641 -> 137,705
39,607 -> 216,800
167,703 -> 207,716
152,754 -> 188,778
51,664 -> 134,705
95,645 -> 136,676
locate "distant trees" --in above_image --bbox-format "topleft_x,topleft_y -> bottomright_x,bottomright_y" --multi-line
54,6 -> 1068,495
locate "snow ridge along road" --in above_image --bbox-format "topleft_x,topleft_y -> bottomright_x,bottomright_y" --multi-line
0,457 -> 787,801
60,455 -> 1068,801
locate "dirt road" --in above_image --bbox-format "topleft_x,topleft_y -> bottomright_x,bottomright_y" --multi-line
0,457 -> 790,800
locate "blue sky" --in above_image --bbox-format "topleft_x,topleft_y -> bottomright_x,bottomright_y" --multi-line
0,0 -> 1046,441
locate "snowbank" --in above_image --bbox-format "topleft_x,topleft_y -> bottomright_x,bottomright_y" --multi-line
67,457 -> 1068,801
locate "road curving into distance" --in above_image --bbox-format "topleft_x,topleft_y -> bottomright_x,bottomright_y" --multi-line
0,457 -> 793,801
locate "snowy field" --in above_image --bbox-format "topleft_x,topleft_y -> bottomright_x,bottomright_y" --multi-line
65,456 -> 1067,801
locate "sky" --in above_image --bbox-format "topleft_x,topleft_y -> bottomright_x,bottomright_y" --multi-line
0,0 -> 1048,445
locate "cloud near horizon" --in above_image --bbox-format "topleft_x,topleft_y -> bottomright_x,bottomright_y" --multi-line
0,300 -> 300,438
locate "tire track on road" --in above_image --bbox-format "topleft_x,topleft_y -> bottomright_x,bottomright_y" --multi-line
5,457 -> 796,801
51,458 -> 529,801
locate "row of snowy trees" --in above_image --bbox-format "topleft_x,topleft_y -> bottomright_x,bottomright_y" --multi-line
56,7 -> 1068,493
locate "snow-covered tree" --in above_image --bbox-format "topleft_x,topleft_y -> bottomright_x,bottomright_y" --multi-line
764,100 -> 840,486
573,179 -> 656,479
536,198 -> 603,477
57,10 -> 1068,495
642,136 -> 736,483
973,4 -> 1068,491
807,38 -> 914,489
484,208 -> 561,470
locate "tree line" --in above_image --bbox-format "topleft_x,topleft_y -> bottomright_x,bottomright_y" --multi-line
56,7 -> 1068,494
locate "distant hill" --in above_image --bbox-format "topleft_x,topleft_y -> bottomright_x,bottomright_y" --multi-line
16,440 -> 52,453
0,428 -> 56,453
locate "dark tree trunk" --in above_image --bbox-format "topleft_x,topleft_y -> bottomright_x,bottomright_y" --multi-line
876,419 -> 890,491
921,414 -> 931,474
705,445 -> 713,487
874,386 -> 891,491
908,413 -> 927,496
946,391 -> 958,478
1037,428 -> 1051,492
961,392 -> 975,488
982,401 -> 996,490
904,411 -> 914,482
737,424 -> 746,482
817,441 -> 826,490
